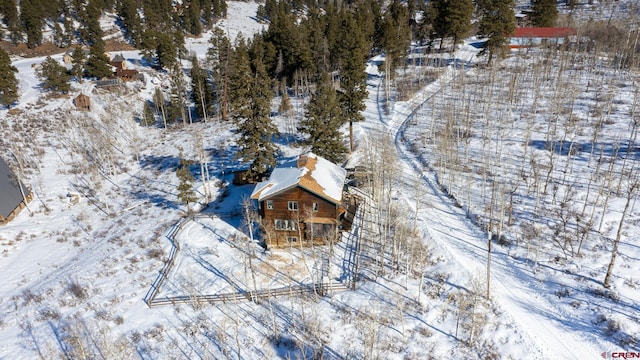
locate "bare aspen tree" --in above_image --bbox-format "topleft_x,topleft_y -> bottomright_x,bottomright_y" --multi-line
603,166 -> 639,288
194,132 -> 212,202
233,301 -> 242,359
293,210 -> 318,300
598,142 -> 621,233
581,146 -> 605,219
153,87 -> 168,128
242,197 -> 259,299
486,180 -> 497,300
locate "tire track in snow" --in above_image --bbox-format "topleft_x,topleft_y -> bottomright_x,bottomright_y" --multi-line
375,62 -> 602,360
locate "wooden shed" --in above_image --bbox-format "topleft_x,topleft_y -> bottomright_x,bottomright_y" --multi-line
0,157 -> 32,225
74,93 -> 91,111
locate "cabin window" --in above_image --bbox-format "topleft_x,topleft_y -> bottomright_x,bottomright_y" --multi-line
266,200 -> 273,210
287,236 -> 298,243
274,219 -> 297,231
288,201 -> 298,211
312,202 -> 319,212
307,223 -> 335,239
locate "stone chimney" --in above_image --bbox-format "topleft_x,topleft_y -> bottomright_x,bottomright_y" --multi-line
297,154 -> 308,168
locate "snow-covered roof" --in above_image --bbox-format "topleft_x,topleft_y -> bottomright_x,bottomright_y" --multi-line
250,153 -> 347,204
111,54 -> 126,63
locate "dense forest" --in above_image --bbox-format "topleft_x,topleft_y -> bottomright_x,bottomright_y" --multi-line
1,0 -> 639,175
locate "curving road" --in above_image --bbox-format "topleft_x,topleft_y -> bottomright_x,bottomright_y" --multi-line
367,53 -> 602,360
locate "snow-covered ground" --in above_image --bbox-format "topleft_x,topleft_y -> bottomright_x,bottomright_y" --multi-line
0,1 -> 639,359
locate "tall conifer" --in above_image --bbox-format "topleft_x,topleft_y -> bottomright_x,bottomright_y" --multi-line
191,56 -> 212,121
0,48 -> 19,108
477,0 -> 515,64
230,36 -> 278,180
176,158 -> 198,213
531,0 -> 558,27
37,56 -> 71,94
336,11 -> 368,152
168,63 -> 188,124
84,42 -> 113,79
71,46 -> 86,81
300,72 -> 346,164
207,28 -> 232,120
431,0 -> 473,49
20,0 -> 44,48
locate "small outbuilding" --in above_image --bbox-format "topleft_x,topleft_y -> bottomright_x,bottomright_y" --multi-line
74,93 -> 91,111
0,157 -> 32,225
510,27 -> 577,49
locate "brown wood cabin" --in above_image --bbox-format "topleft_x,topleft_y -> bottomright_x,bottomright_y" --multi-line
250,153 -> 348,248
73,93 -> 91,111
110,54 -> 139,81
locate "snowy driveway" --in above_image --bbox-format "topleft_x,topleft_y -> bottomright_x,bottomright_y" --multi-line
373,63 -> 603,359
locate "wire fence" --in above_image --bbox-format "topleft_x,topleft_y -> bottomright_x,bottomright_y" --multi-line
147,283 -> 349,308
143,216 -> 189,306
144,214 -> 351,308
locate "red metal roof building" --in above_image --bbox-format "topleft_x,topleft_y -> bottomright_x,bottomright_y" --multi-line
510,27 -> 577,48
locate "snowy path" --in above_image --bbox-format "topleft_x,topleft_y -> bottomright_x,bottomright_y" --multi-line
371,62 -> 603,359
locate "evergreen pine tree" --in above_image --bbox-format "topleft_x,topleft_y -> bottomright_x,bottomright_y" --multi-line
414,2 -> 434,46
176,158 -> 198,213
71,46 -> 86,81
212,0 -> 227,18
0,0 -> 19,32
264,6 -> 309,81
62,17 -> 74,47
140,29 -> 158,65
201,0 -> 214,28
142,100 -> 155,126
353,0 -> 380,49
531,0 -> 558,27
118,0 -> 143,46
264,0 -> 276,20
256,4 -> 267,22
379,0 -> 411,74
190,55 -> 212,121
0,48 -> 19,108
477,0 -> 515,64
300,72 -> 346,164
37,56 -> 71,94
207,28 -> 232,120
230,36 -> 278,180
20,0 -> 44,48
278,90 -> 292,115
84,42 -> 113,79
185,0 -> 202,35
336,12 -> 368,152
171,26 -> 188,61
79,0 -> 104,46
156,31 -> 177,69
9,24 -> 23,45
168,63 -> 188,124
303,8 -> 329,75
53,22 -> 65,47
229,36 -> 253,122
431,0 -> 474,49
